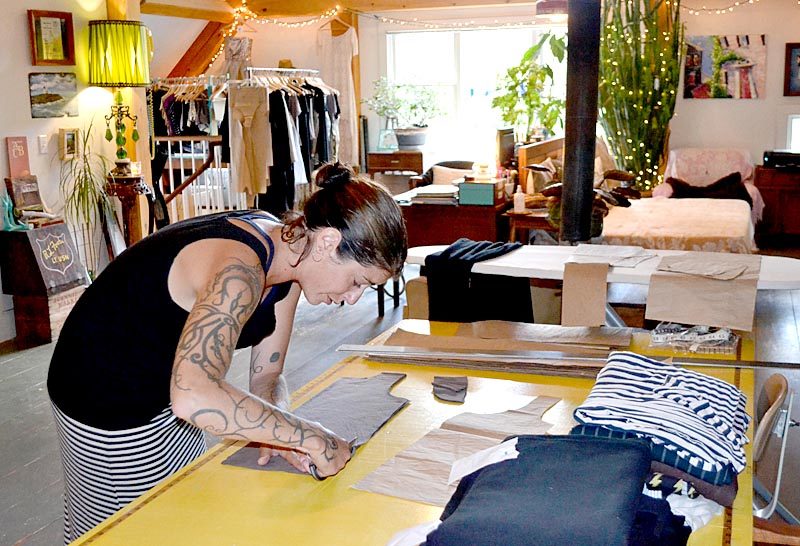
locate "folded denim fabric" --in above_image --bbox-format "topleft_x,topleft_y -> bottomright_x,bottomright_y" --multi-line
570,424 -> 736,486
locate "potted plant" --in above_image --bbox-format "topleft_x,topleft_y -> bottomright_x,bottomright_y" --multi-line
492,33 -> 566,144
363,78 -> 441,149
59,122 -> 113,278
598,0 -> 683,191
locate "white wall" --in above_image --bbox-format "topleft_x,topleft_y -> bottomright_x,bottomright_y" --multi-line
670,0 -> 800,159
0,0 -> 118,343
143,15 -> 207,78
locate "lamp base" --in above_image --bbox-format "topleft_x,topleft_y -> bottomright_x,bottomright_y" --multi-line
109,159 -> 131,177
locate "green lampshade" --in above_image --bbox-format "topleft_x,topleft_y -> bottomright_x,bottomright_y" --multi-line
88,20 -> 152,87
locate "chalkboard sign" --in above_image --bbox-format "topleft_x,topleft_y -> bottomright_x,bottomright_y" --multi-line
0,223 -> 88,296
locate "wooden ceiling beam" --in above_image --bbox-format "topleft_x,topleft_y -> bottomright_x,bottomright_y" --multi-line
230,0 -> 537,17
168,21 -> 227,77
141,2 -> 233,23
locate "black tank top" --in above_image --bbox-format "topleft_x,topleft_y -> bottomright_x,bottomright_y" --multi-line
47,211 -> 293,430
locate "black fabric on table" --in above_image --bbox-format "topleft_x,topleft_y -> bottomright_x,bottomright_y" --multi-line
629,494 -> 691,546
424,239 -> 532,323
665,172 -> 752,207
424,435 -> 652,546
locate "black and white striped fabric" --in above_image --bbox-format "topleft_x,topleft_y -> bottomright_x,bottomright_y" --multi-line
574,351 -> 750,477
52,402 -> 206,544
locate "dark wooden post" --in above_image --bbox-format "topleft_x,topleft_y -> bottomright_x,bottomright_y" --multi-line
561,0 -> 602,242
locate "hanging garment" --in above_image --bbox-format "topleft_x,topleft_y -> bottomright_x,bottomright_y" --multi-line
229,85 -> 272,196
223,37 -> 252,80
283,94 -> 309,187
306,84 -> 331,166
259,90 -> 295,215
319,27 -> 359,166
573,351 -> 750,482
296,94 -> 314,181
222,373 -> 409,473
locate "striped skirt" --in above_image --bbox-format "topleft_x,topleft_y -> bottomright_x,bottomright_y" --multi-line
51,402 -> 207,544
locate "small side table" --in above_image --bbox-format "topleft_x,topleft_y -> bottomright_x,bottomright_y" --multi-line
105,175 -> 150,247
505,209 -> 558,243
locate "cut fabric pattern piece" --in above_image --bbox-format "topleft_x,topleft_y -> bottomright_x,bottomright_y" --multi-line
432,376 -> 467,403
223,372 -> 409,473
352,428 -> 499,506
440,396 -> 559,440
646,252 -> 761,331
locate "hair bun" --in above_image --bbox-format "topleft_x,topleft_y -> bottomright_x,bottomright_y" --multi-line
316,162 -> 354,189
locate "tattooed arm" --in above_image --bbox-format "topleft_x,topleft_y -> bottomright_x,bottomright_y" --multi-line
248,284 -> 305,468
170,254 -> 350,478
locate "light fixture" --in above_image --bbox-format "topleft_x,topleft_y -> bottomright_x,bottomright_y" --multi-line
88,20 -> 152,176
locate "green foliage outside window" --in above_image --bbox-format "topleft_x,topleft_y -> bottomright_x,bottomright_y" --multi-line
492,33 -> 566,141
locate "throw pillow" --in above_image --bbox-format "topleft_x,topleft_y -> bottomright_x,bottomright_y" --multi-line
432,165 -> 472,185
665,172 -> 753,207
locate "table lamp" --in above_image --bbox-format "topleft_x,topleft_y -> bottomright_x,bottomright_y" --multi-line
88,20 -> 151,177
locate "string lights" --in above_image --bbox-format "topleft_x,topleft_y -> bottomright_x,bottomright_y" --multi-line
208,2 -> 341,65
681,0 -> 761,16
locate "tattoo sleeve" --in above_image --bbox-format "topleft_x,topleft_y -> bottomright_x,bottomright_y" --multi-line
171,258 -> 338,463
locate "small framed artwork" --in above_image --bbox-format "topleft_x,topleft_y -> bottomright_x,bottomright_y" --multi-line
29,73 -> 79,118
784,43 -> 800,97
59,128 -> 79,160
27,10 -> 75,66
377,129 -> 399,152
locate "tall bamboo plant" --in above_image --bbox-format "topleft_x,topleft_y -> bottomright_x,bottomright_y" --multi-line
59,123 -> 112,278
598,0 -> 684,191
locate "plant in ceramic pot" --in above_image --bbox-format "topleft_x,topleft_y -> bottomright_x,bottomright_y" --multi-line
492,33 -> 566,143
363,78 -> 441,149
59,122 -> 113,278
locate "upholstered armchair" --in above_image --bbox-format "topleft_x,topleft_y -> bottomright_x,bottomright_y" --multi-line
408,161 -> 474,189
655,148 -> 765,224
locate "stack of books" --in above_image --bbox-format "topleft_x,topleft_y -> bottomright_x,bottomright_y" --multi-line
410,184 -> 459,205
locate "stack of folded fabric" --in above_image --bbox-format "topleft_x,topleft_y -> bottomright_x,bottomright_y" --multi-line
572,351 -> 750,531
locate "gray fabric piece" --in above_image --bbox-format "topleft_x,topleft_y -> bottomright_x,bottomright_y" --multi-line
433,376 -> 468,403
222,372 -> 409,473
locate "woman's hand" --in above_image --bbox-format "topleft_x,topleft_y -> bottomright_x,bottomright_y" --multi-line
257,445 -> 312,473
302,423 -> 353,479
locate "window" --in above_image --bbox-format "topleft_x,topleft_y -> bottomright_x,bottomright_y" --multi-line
789,115 -> 800,151
386,27 -> 566,164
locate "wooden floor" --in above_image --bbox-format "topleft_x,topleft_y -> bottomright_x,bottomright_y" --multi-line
2,247 -> 800,545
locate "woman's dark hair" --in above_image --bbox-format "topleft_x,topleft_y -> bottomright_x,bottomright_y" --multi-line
281,162 -> 408,276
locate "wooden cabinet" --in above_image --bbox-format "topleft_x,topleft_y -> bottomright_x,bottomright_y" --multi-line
754,166 -> 800,243
401,202 -> 510,248
366,151 -> 424,177
0,224 -> 88,348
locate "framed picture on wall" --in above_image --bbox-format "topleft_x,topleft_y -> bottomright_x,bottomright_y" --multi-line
785,43 -> 800,97
27,10 -> 75,66
58,128 -> 79,160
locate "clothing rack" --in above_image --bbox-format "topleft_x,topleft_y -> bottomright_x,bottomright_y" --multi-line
151,74 -> 229,86
245,67 -> 320,79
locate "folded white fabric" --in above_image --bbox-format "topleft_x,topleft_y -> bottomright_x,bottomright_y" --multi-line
574,351 -> 750,475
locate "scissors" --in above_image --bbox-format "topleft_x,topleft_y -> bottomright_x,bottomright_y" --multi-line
309,442 -> 357,481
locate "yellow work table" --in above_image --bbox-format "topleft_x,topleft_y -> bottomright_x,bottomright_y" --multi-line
75,322 -> 754,546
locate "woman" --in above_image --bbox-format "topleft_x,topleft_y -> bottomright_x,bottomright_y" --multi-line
47,163 -> 408,542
